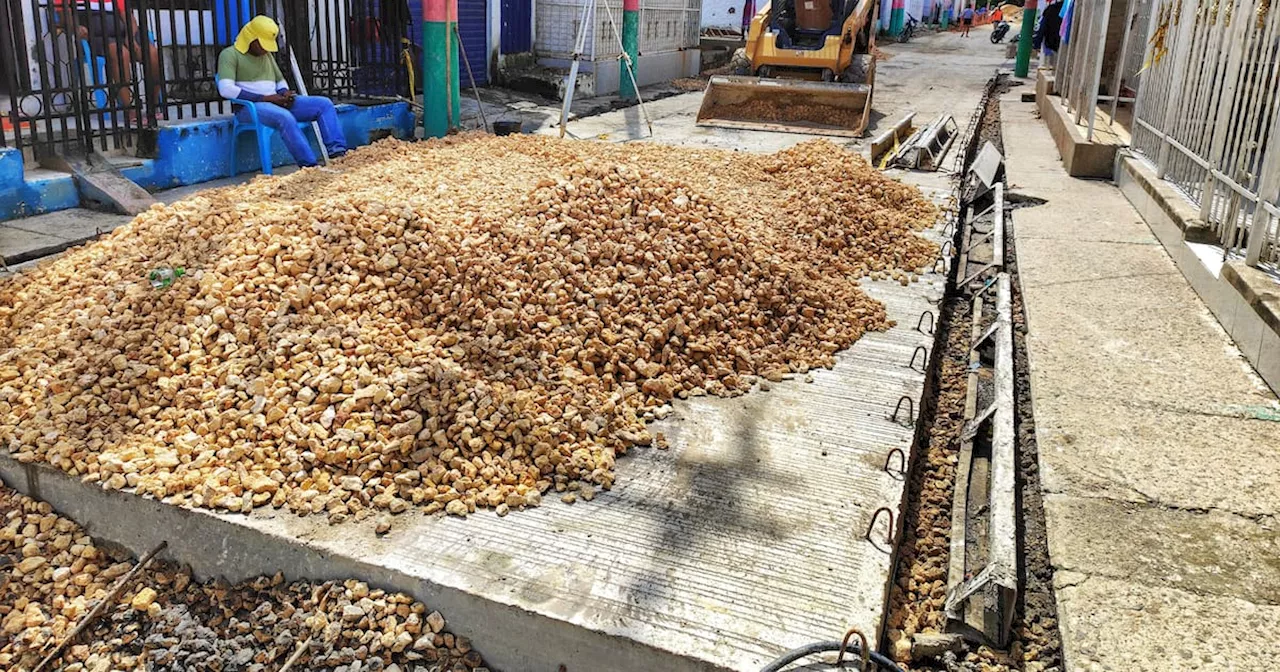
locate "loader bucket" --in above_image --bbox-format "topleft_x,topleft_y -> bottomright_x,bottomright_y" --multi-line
695,75 -> 874,137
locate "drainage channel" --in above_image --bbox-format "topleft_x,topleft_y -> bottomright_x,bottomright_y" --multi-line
884,74 -> 1065,672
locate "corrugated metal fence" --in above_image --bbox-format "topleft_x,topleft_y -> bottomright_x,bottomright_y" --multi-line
1131,0 -> 1280,270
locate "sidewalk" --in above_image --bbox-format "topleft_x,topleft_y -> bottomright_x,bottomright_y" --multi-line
1001,91 -> 1280,670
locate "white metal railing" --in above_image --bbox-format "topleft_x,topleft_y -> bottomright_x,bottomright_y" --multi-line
1131,0 -> 1280,270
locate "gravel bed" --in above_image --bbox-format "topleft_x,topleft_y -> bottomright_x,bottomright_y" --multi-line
0,483 -> 486,672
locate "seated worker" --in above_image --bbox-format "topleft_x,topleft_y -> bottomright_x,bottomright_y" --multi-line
54,0 -> 163,122
216,16 -> 347,168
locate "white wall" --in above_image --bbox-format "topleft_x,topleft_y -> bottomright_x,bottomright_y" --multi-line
702,0 -> 745,30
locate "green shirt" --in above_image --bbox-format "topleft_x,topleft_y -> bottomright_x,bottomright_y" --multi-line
216,46 -> 287,100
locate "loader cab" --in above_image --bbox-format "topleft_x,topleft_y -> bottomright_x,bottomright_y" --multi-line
770,0 -> 844,49
769,0 -> 870,51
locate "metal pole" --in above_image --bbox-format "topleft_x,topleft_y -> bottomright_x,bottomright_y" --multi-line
1072,0 -> 1097,124
1085,0 -> 1112,141
423,0 -> 460,137
1247,116 -> 1280,264
601,0 -> 654,134
1200,0 -> 1252,224
287,45 -> 328,164
454,23 -> 489,131
1156,0 -> 1201,177
1014,0 -> 1038,77
890,0 -> 906,35
559,0 -> 595,137
1106,0 -> 1138,122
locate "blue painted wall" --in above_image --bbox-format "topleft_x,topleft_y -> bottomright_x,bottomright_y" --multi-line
0,149 -> 80,220
457,0 -> 489,86
500,0 -> 532,53
0,102 -> 415,222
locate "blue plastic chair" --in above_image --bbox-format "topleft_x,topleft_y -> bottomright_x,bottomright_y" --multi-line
79,40 -> 109,109
218,75 -> 314,176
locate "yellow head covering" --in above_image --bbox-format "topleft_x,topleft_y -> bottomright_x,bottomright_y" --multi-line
234,16 -> 280,54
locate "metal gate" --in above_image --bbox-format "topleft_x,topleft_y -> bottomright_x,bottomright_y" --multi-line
1,0 -> 155,159
295,0 -> 412,99
1131,0 -> 1280,270
1,0 -> 410,161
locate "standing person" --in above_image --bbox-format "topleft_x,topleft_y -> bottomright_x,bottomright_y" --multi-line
215,16 -> 348,168
961,3 -> 975,36
54,0 -> 163,121
742,0 -> 757,35
1038,0 -> 1063,66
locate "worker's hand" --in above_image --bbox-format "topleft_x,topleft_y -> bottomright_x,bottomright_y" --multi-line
263,94 -> 291,106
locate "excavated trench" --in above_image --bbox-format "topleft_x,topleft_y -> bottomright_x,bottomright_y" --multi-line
881,76 -> 1066,672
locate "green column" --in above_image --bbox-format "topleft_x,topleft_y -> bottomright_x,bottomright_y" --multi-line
423,0 -> 461,138
1015,0 -> 1039,78
621,0 -> 640,99
889,0 -> 906,35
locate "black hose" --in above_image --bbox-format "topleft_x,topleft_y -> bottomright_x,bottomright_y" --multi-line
759,640 -> 907,672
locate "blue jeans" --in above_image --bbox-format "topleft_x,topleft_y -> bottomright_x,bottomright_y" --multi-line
237,95 -> 347,168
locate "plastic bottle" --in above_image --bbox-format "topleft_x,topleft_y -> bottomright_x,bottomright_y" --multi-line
148,266 -> 186,289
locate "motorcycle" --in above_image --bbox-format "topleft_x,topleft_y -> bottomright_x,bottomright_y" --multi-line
990,20 -> 1012,43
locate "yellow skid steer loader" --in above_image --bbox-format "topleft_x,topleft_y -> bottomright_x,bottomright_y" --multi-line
696,0 -> 879,136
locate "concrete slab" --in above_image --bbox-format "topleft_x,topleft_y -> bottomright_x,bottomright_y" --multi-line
1034,399 -> 1280,518
1035,93 -> 1122,178
0,267 -> 944,672
0,223 -> 71,260
1010,196 -> 1159,245
1021,272 -> 1273,410
1259,329 -> 1280,394
1042,495 -> 1280,605
0,29 -> 1002,672
1,207 -> 129,243
1054,576 -> 1280,672
1013,237 -> 1175,289
1114,153 -> 1280,395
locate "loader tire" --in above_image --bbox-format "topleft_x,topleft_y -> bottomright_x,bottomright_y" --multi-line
842,55 -> 871,84
729,49 -> 752,76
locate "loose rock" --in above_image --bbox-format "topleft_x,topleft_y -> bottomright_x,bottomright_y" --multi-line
0,135 -> 935,525
0,485 -> 486,672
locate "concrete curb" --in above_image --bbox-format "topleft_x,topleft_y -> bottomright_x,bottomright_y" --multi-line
0,452 -> 725,672
1116,154 -> 1280,394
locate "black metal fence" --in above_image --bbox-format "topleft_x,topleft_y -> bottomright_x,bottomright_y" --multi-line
1,0 -> 413,160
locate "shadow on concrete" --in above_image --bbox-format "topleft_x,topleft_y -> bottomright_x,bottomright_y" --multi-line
614,398 -> 789,619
